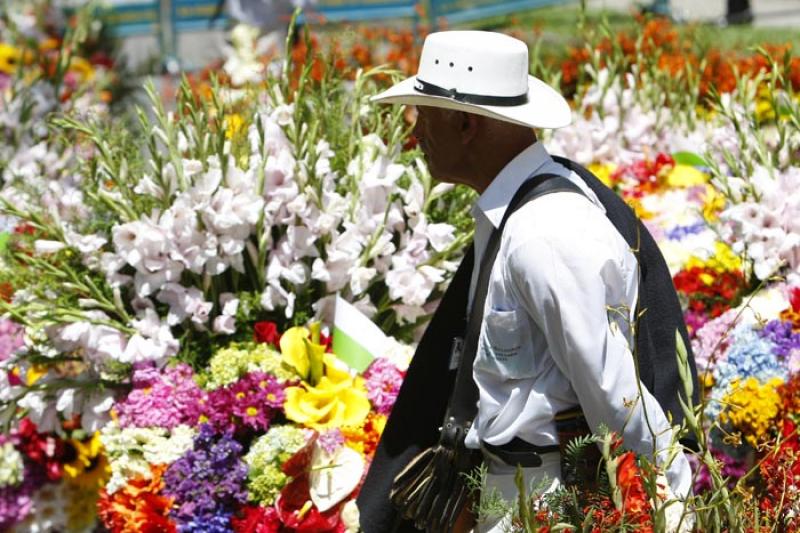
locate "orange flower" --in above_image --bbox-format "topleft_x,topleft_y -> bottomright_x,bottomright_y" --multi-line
97,464 -> 176,533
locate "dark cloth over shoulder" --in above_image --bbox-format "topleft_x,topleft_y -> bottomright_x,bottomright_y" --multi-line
357,159 -> 699,532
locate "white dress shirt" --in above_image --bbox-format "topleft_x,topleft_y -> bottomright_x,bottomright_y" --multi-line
463,142 -> 692,498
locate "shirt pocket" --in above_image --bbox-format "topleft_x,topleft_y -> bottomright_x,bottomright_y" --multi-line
474,308 -> 535,380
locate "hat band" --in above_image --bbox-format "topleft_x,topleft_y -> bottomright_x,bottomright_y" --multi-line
414,78 -> 528,107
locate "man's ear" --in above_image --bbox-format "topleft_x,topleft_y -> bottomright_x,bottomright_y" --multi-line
459,112 -> 480,145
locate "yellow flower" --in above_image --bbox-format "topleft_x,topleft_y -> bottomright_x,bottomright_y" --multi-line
25,364 -> 48,385
0,43 -> 21,75
225,113 -> 245,139
280,326 -> 325,383
63,432 -> 111,491
625,197 -> 653,220
587,162 -> 617,188
284,353 -> 370,430
702,184 -> 726,222
720,377 -> 783,447
666,164 -> 708,188
67,56 -> 95,82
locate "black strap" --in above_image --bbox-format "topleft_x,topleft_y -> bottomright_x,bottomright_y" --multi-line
443,174 -> 587,437
414,78 -> 529,107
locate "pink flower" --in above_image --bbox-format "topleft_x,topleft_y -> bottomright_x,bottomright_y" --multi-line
363,358 -> 403,415
116,363 -> 206,429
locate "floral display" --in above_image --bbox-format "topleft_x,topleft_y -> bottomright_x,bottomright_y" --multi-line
0,5 -> 800,531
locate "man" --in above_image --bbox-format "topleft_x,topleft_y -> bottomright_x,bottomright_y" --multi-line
359,31 -> 696,532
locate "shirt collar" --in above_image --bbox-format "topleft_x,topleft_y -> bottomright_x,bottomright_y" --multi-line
473,141 -> 557,229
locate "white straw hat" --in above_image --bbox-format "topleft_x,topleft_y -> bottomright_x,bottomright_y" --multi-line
372,31 -> 572,130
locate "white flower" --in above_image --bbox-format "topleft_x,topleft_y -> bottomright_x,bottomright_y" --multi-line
309,444 -> 365,512
0,442 -> 24,488
350,266 -> 376,296
341,500 -> 361,533
426,223 -> 456,252
33,239 -> 65,255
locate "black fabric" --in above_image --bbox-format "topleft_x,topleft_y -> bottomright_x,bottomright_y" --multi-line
414,78 -> 529,107
358,251 -> 472,533
357,159 -> 699,532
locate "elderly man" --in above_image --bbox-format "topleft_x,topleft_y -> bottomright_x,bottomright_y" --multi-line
359,31 -> 698,533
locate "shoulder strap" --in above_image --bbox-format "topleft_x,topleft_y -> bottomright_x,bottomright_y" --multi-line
443,174 -> 586,437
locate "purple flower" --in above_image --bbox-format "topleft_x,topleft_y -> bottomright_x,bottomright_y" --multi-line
201,372 -> 285,433
116,362 -> 206,429
684,309 -> 710,336
318,429 -> 345,455
364,357 -> 404,415
758,319 -> 800,359
163,425 -> 248,528
688,448 -> 747,493
0,464 -> 38,530
666,222 -> 706,241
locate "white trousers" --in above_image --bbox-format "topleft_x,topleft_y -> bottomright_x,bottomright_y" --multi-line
473,448 -> 562,533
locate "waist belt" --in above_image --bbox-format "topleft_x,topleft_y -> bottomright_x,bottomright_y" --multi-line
482,437 -> 560,468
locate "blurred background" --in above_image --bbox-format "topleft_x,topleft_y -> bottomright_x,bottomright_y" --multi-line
74,0 -> 800,74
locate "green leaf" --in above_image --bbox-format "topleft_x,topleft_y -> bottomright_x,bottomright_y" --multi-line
0,232 -> 8,252
672,151 -> 710,168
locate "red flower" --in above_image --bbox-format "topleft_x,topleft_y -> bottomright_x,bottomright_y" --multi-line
14,418 -> 66,481
231,505 -> 281,533
254,321 -> 281,346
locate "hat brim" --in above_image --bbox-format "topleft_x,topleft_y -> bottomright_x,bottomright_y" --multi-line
371,75 -> 572,130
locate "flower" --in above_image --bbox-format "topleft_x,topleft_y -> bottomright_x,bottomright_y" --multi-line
284,353 -> 371,430
0,319 -> 24,362
719,376 -> 784,447
0,44 -> 20,75
231,504 -> 282,533
204,342 -> 295,389
115,362 -> 206,429
97,464 -> 177,533
691,309 -> 740,374
200,371 -> 285,433
363,357 -> 403,415
254,321 -> 281,346
759,319 -> 800,358
163,424 -> 249,528
0,442 -> 24,488
341,413 -> 387,457
245,426 -> 311,506
62,432 -> 110,491
100,422 -> 195,494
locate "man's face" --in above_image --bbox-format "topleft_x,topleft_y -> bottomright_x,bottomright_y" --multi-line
412,105 -> 465,184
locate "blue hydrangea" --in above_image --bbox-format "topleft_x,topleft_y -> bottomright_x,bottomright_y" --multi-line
705,324 -> 788,421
